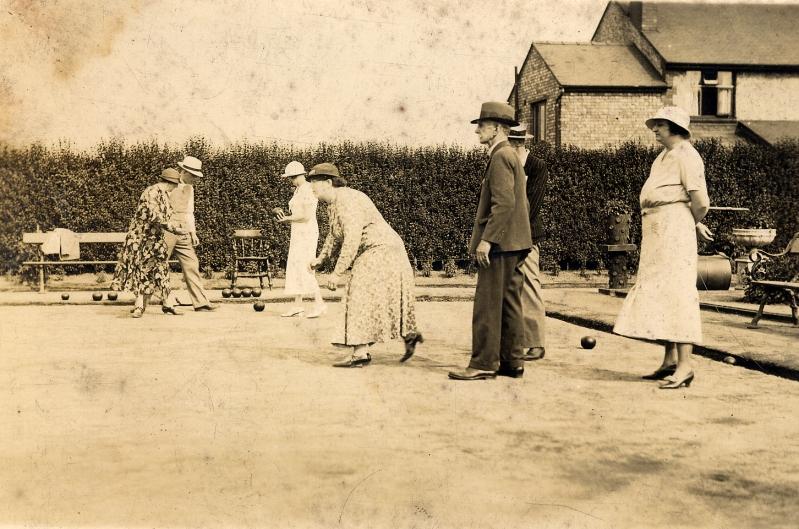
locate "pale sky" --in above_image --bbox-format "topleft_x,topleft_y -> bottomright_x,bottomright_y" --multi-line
0,0 -> 784,148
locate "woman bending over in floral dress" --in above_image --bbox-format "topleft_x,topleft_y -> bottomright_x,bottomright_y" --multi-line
307,163 -> 423,368
111,168 -> 189,318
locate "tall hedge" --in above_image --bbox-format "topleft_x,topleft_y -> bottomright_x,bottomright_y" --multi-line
1,138 -> 797,275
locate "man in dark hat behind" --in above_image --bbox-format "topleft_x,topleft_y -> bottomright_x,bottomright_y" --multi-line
449,102 -> 532,380
508,124 -> 548,362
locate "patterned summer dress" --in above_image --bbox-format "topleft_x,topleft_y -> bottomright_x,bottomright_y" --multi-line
318,187 -> 418,346
614,140 -> 709,344
111,183 -> 174,300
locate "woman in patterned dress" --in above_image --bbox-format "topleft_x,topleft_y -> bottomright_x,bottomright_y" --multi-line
306,163 -> 423,368
613,107 -> 713,389
274,161 -> 325,318
111,168 -> 189,318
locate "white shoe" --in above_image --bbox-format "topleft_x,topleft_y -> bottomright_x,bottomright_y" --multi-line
281,307 -> 304,317
306,305 -> 326,319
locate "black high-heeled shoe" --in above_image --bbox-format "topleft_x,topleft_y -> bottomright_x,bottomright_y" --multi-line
659,371 -> 695,389
641,364 -> 677,380
161,306 -> 183,316
401,332 -> 424,363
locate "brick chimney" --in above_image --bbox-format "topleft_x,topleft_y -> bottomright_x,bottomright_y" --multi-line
629,1 -> 658,31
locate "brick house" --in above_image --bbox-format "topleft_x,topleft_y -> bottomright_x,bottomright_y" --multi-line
509,1 -> 799,148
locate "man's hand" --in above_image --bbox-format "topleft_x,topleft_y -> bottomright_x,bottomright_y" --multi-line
475,240 -> 492,269
696,222 -> 714,244
190,232 -> 200,246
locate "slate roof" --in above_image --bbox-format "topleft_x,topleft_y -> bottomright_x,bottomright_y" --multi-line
533,43 -> 666,88
640,2 -> 799,67
738,120 -> 799,144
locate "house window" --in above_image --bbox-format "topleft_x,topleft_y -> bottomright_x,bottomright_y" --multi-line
699,70 -> 734,117
530,100 -> 546,141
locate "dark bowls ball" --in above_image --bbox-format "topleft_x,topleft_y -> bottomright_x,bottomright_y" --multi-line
61,293 -> 70,301
252,288 -> 262,298
253,301 -> 265,312
580,336 -> 597,349
231,288 -> 242,298
92,292 -> 103,301
241,287 -> 253,297
221,288 -> 232,298
107,292 -> 118,301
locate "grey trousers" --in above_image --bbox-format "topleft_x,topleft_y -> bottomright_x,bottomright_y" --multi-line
469,250 -> 527,371
164,232 -> 211,309
521,244 -> 546,348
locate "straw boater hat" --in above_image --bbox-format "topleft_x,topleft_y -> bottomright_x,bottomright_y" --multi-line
176,156 -> 204,177
470,101 -> 520,127
645,106 -> 691,137
508,123 -> 534,142
159,168 -> 181,183
306,162 -> 341,181
281,161 -> 307,178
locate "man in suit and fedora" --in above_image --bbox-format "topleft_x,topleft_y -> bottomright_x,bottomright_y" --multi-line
449,102 -> 532,380
508,124 -> 548,361
162,155 -> 216,313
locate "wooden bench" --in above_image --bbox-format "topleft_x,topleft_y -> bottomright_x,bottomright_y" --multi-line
22,230 -> 177,293
746,232 -> 799,328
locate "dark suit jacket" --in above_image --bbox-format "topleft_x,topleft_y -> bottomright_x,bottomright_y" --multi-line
524,154 -> 547,244
469,141 -> 533,254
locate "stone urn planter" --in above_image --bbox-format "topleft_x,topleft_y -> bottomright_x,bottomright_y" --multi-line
731,228 -> 777,249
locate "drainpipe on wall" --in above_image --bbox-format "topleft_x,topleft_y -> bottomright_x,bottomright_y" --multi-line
555,87 -> 564,147
514,67 -> 520,119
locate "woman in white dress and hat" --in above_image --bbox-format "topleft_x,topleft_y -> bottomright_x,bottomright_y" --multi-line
613,106 -> 713,389
275,161 -> 325,318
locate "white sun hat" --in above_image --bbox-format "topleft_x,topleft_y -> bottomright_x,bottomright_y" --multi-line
645,106 -> 691,137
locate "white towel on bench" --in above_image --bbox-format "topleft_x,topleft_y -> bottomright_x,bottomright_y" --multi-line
40,228 -> 81,260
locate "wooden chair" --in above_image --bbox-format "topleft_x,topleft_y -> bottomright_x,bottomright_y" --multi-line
230,229 -> 273,289
746,232 -> 799,328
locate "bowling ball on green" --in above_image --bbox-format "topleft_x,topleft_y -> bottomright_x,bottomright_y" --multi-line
231,288 -> 242,298
221,288 -> 232,298
580,336 -> 597,349
92,292 -> 103,301
252,288 -> 262,297
107,292 -> 118,301
253,301 -> 265,312
61,293 -> 70,301
241,287 -> 253,297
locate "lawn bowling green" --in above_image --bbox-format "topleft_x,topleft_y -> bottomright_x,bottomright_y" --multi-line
2,300 -> 797,529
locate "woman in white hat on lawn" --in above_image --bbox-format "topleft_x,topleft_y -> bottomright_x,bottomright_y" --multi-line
275,161 -> 325,318
614,106 -> 713,389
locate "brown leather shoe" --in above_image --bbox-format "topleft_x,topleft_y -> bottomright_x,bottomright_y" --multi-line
448,367 -> 497,380
194,305 -> 218,312
523,347 -> 546,361
401,332 -> 424,363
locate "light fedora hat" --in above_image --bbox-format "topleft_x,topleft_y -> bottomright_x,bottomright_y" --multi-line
508,123 -> 534,141
471,101 -> 520,127
159,167 -> 181,183
281,161 -> 307,178
177,155 -> 204,177
645,106 -> 691,137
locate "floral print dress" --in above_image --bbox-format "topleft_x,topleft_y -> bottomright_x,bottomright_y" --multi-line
111,183 -> 174,299
318,187 -> 418,346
